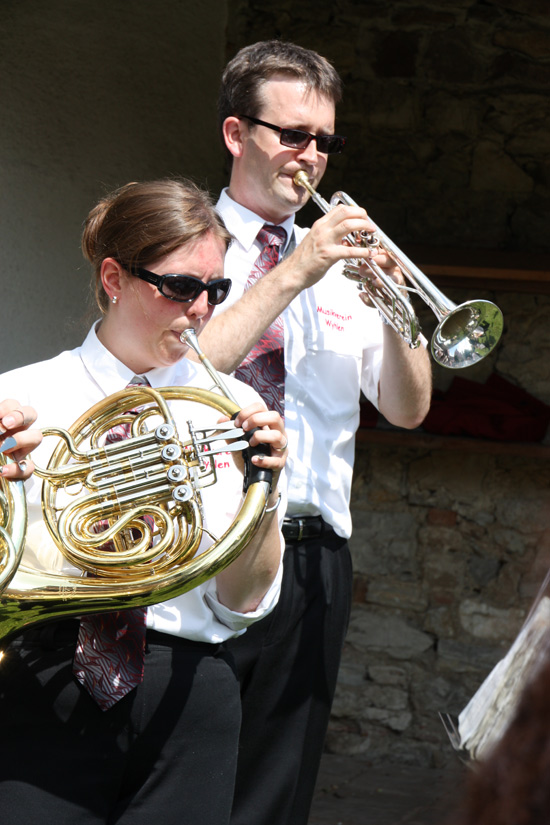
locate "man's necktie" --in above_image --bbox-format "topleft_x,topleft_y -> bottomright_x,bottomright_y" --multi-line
73,376 -> 150,711
235,224 -> 287,416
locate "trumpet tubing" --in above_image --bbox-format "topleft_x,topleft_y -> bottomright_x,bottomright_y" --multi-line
294,171 -> 504,369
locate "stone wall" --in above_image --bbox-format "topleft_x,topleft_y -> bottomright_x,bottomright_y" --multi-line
327,288 -> 550,767
225,1 -> 550,765
226,0 -> 550,251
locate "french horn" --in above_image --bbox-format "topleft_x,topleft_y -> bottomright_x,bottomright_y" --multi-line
294,171 -> 504,369
0,330 -> 272,645
0,446 -> 27,593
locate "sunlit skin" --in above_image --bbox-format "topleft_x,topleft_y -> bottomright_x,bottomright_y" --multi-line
223,75 -> 406,290
224,75 -> 335,224
0,400 -> 41,479
97,233 -> 227,375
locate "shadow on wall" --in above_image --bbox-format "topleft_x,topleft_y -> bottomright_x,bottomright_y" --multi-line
0,1 -> 227,369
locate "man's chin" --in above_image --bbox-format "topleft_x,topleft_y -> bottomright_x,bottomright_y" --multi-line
274,183 -> 306,215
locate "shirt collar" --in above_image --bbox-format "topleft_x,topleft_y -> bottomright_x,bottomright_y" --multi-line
217,188 -> 295,255
79,322 -> 196,395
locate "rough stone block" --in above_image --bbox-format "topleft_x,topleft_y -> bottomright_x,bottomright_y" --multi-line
459,599 -> 526,640
366,579 -> 429,612
346,609 -> 434,659
368,665 -> 408,688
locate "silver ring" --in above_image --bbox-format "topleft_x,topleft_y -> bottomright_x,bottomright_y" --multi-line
273,437 -> 288,453
18,459 -> 28,473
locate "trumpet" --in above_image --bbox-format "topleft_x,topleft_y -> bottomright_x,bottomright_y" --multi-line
294,171 -> 504,369
0,334 -> 272,644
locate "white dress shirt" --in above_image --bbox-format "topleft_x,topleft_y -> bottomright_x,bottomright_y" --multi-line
0,323 -> 284,643
216,189 -> 385,539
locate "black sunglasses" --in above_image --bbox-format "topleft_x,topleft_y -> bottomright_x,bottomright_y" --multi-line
239,115 -> 346,155
129,267 -> 232,305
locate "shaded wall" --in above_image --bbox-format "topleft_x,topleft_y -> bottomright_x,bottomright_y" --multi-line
0,0 -> 227,369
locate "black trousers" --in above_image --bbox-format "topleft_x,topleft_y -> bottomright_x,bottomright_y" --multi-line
226,528 -> 353,825
0,622 -> 241,825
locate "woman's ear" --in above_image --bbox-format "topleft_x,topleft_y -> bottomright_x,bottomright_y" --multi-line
223,116 -> 247,159
100,258 -> 124,304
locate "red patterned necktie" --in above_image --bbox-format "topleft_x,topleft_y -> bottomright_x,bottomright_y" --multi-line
73,376 -> 150,710
235,224 -> 287,416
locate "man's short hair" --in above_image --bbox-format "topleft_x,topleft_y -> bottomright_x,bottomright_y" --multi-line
218,40 -> 343,143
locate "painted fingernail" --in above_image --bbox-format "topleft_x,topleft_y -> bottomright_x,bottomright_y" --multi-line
0,436 -> 17,455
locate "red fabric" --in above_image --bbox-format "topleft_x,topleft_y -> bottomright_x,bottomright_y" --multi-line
423,374 -> 550,442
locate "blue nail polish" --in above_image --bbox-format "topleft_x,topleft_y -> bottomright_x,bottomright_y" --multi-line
0,436 -> 17,455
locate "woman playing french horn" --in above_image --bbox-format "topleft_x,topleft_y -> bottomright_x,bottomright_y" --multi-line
0,178 -> 287,825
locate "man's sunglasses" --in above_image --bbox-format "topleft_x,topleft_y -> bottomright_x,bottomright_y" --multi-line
129,266 -> 232,305
239,115 -> 346,155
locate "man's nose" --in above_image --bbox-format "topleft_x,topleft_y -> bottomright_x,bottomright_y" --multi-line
296,137 -> 320,163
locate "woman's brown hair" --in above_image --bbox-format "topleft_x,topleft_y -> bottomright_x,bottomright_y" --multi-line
82,178 -> 231,314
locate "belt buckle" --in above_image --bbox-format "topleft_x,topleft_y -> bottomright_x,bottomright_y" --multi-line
296,518 -> 304,542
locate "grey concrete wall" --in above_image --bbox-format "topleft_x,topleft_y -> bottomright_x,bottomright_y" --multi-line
0,0 -> 227,369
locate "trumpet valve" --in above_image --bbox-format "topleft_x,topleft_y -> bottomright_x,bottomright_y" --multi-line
341,262 -> 364,284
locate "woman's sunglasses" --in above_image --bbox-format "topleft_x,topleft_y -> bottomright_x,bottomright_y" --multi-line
239,114 -> 346,155
129,267 -> 232,306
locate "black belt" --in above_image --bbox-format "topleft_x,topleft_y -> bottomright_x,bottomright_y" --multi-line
282,516 -> 332,542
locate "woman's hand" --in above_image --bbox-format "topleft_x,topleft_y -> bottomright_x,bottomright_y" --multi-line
234,402 -> 287,465
218,401 -> 287,513
232,402 -> 287,473
0,399 -> 42,480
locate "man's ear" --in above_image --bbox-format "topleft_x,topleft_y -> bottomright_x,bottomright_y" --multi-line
223,116 -> 247,159
100,258 -> 124,304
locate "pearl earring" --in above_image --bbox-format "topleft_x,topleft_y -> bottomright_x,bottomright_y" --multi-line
112,296 -> 118,304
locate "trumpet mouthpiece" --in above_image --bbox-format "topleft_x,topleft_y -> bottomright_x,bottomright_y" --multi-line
293,170 -> 310,187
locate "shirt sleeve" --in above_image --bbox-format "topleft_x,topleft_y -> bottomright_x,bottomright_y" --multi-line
202,469 -> 287,634
359,306 -> 385,408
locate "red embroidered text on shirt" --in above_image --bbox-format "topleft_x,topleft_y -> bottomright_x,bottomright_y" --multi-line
202,452 -> 233,471
317,306 -> 352,332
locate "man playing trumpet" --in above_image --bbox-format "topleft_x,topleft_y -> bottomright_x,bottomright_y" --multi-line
191,39 -> 433,825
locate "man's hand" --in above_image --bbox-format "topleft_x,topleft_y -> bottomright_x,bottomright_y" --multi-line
354,248 -> 408,310
281,203 -> 381,293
